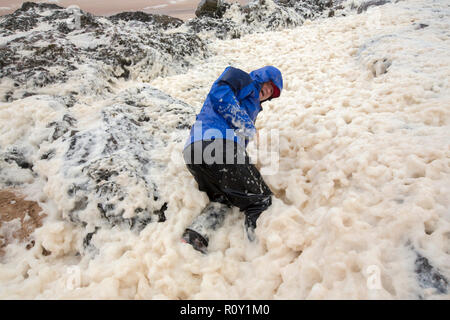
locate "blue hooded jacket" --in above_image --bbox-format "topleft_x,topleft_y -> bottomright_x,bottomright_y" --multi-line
185,66 -> 283,149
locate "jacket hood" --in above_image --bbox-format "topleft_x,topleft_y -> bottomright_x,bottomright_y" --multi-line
249,66 -> 283,97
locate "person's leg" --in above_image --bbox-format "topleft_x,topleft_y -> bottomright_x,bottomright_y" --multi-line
182,139 -> 272,250
181,201 -> 230,254
218,141 -> 273,240
182,140 -> 232,252
184,140 -> 232,204
183,201 -> 229,244
187,140 -> 273,240
221,166 -> 272,240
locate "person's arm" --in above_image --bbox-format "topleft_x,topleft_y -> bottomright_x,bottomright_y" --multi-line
209,84 -> 256,142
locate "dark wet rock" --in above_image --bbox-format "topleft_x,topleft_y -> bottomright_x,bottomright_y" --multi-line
188,0 -> 340,40
62,95 -> 77,108
44,10 -> 73,22
1,2 -> 63,32
3,148 -> 33,170
415,253 -> 448,295
71,196 -> 88,214
0,13 -> 38,32
83,227 -> 99,249
56,22 -> 72,34
156,203 -> 168,223
41,246 -> 52,256
22,92 -> 37,98
83,230 -> 96,248
356,0 -> 390,14
109,11 -> 183,30
40,149 -> 56,160
19,1 -> 64,12
79,13 -> 102,31
241,1 -> 296,30
0,38 -> 79,92
4,91 -> 13,103
413,23 -> 429,30
46,114 -> 77,142
195,0 -> 230,18
246,0 -> 337,26
276,0 -> 334,12
90,30 -> 207,81
26,240 -> 35,250
0,48 -> 14,71
0,0 -> 350,98
186,17 -> 240,39
54,85 -> 195,232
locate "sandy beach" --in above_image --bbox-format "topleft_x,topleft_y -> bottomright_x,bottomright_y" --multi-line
0,0 -> 249,19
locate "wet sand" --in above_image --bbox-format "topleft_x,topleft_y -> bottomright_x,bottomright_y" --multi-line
0,0 -> 249,20
0,190 -> 46,257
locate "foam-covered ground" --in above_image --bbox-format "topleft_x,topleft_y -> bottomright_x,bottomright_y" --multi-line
0,0 -> 449,299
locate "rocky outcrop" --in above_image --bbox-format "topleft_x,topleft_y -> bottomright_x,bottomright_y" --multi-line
1,84 -> 196,254
195,0 -> 230,18
36,85 -> 195,252
19,1 -> 64,12
0,2 -> 207,101
109,11 -> 183,30
0,1 -> 363,100
356,0 -> 391,14
188,0 -> 342,40
415,252 -> 448,296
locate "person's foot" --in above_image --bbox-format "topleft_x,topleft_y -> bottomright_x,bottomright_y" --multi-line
181,229 -> 208,254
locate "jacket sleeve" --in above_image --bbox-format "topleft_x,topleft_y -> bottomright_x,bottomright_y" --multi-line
209,84 -> 256,142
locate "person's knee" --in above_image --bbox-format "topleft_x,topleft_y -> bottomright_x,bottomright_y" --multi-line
260,194 -> 272,211
245,195 -> 272,221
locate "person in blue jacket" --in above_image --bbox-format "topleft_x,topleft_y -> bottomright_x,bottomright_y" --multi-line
182,65 -> 283,253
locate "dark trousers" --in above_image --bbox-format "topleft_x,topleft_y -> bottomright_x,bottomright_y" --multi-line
183,139 -> 272,228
